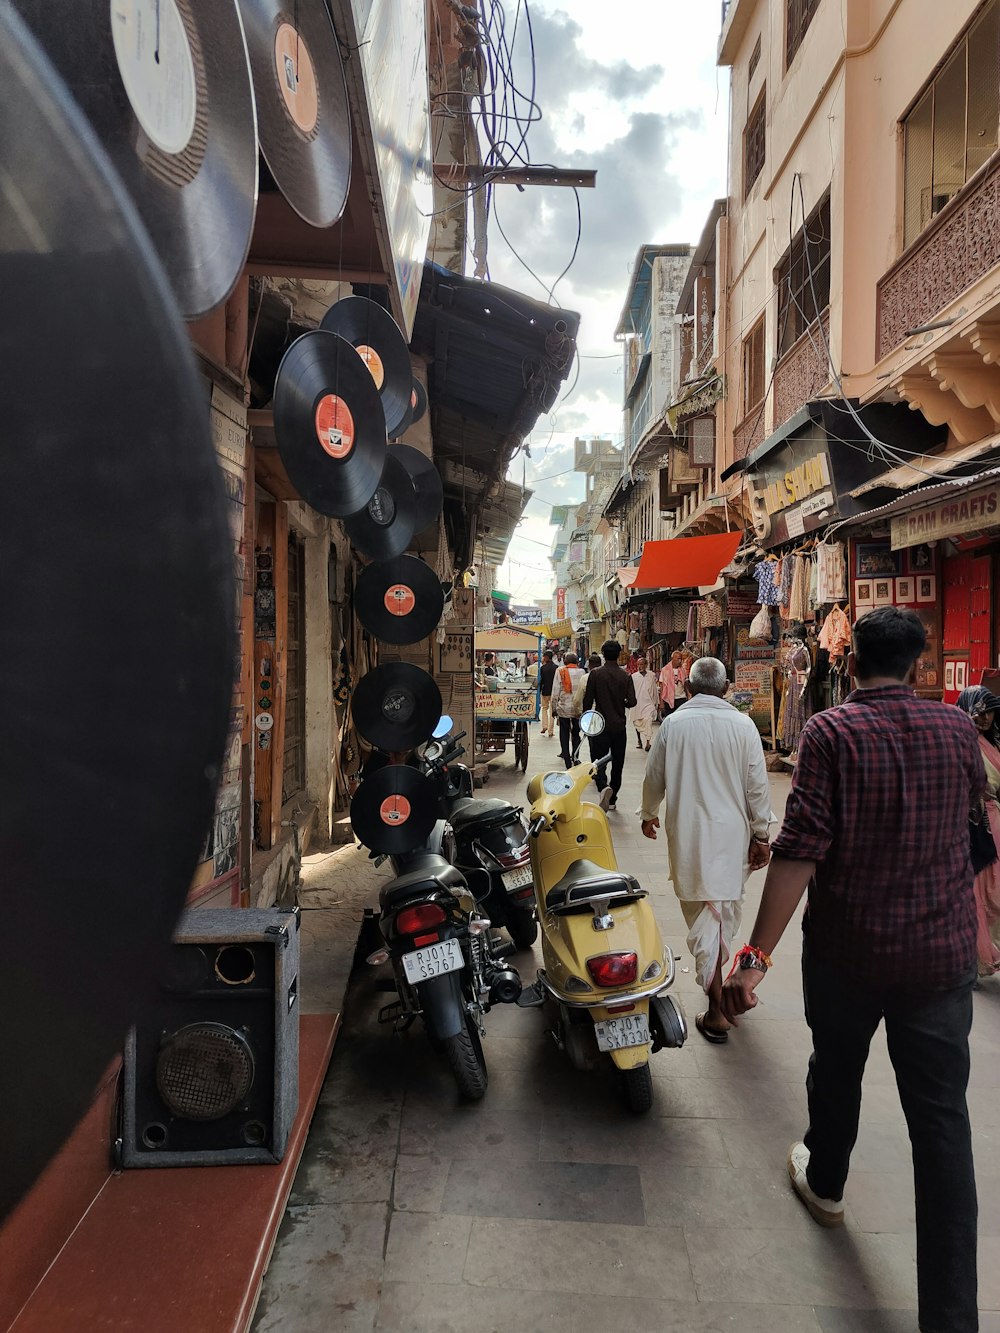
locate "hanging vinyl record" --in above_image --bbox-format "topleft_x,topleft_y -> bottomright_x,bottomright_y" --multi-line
237,0 -> 351,227
273,329 -> 387,517
353,663 -> 442,754
355,556 -> 445,645
12,0 -> 259,320
321,296 -> 412,439
350,764 -> 439,856
342,445 -> 443,560
0,6 -> 234,1219
410,377 -> 428,425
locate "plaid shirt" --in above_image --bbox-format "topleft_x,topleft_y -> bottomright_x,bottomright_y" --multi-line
772,685 -> 985,988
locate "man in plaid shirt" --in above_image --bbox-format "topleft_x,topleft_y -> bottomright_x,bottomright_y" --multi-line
723,606 -> 985,1333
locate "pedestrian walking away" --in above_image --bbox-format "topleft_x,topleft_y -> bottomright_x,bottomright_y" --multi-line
629,654 -> 659,750
582,639 -> 636,811
658,649 -> 687,719
538,649 -> 556,737
640,656 -> 771,1042
721,607 -> 985,1333
955,685 -> 1000,976
551,651 -> 586,769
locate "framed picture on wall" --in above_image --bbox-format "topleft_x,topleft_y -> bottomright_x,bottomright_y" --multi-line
856,543 -> 902,577
895,576 -> 914,603
873,578 -> 894,606
956,661 -> 968,690
916,575 -> 937,603
945,661 -> 956,691
854,579 -> 873,607
907,544 -> 934,573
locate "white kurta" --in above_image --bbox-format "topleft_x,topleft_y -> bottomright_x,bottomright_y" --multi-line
640,694 -> 771,901
629,670 -> 660,725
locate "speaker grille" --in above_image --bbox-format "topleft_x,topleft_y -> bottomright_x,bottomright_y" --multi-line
155,1023 -> 254,1121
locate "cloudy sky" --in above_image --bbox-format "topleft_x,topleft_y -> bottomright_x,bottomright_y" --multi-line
482,1 -> 730,603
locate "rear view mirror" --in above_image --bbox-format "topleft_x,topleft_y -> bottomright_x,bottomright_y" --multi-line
579,709 -> 605,738
432,715 -> 453,739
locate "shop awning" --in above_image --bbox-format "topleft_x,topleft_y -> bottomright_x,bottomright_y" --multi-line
620,531 -> 742,590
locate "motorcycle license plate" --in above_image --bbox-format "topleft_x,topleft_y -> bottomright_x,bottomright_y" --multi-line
501,864 -> 533,890
594,1012 -> 650,1052
402,938 -> 464,983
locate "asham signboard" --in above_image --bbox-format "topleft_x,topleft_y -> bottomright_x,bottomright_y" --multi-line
891,481 -> 1000,549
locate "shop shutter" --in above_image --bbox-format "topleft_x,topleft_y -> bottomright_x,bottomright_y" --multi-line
970,553 -> 992,682
943,553 -> 972,653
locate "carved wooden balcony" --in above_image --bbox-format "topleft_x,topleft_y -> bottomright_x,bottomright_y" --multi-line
774,312 -> 830,430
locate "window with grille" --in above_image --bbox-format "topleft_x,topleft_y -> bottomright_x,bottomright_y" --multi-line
902,0 -> 1000,248
742,318 -> 765,417
786,0 -> 820,67
776,193 -> 831,358
687,416 -> 716,468
744,89 -> 766,198
749,34 -> 762,82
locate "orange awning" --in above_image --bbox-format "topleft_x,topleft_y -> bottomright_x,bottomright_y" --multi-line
624,532 -> 742,591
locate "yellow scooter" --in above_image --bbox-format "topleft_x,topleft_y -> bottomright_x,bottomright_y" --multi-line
520,711 -> 687,1112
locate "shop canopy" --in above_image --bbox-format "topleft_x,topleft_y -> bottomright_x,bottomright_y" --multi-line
618,531 -> 742,591
475,625 -> 543,652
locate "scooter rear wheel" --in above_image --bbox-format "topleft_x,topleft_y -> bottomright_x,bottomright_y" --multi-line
621,1063 -> 654,1114
442,1015 -> 489,1101
506,909 -> 538,951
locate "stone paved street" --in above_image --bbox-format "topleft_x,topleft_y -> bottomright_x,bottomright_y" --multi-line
255,726 -> 1000,1331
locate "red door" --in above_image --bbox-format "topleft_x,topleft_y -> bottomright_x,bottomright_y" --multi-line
943,554 -> 971,702
970,554 -> 992,684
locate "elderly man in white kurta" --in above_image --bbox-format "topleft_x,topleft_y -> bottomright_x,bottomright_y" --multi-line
629,654 -> 660,751
640,657 -> 772,1042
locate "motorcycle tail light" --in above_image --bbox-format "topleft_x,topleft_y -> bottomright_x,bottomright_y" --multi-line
413,932 -> 440,947
586,952 -> 638,988
396,903 -> 447,935
513,887 -> 534,900
494,846 -> 530,868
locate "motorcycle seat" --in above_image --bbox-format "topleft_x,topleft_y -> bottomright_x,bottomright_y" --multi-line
447,797 -> 518,832
380,853 -> 467,908
545,859 -> 642,911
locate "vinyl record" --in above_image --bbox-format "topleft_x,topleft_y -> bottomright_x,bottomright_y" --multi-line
237,0 -> 351,228
410,377 -> 428,425
353,663 -> 442,753
273,329 -> 388,518
350,765 -> 439,855
355,556 -> 445,645
393,445 -> 444,531
13,0 -> 259,320
321,296 -> 413,440
388,393 -> 414,441
0,8 -> 234,1220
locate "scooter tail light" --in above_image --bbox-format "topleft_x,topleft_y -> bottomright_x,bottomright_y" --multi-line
413,932 -> 440,947
494,846 -> 530,868
586,951 -> 638,988
605,1001 -> 636,1014
642,959 -> 663,982
396,903 -> 447,935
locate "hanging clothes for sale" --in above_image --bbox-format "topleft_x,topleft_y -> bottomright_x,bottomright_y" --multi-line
779,636 -> 811,751
779,553 -> 795,612
788,554 -> 810,623
819,603 -> 852,661
816,540 -> 848,604
752,559 -> 780,607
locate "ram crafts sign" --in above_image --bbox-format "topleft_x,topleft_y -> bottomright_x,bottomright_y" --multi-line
890,481 -> 1000,549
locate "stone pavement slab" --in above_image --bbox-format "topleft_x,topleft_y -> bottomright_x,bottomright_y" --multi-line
256,725 -> 1000,1329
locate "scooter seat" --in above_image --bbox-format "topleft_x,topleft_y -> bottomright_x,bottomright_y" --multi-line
447,797 -> 517,831
545,859 -> 642,910
380,853 -> 467,908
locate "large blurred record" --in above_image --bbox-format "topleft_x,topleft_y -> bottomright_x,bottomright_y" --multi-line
353,664 -> 442,753
321,296 -> 412,439
355,556 -> 445,645
12,0 -> 259,319
273,329 -> 387,517
350,765 -> 438,855
0,7 -> 234,1219
238,0 -> 351,227
343,446 -> 443,559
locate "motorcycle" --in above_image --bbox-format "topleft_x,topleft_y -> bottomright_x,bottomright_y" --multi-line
520,710 -> 687,1112
361,721 -> 522,1100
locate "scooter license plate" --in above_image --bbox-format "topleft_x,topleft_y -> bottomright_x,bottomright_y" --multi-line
594,1012 -> 651,1052
402,938 -> 464,983
501,864 -> 533,890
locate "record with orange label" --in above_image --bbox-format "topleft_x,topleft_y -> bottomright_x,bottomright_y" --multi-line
273,329 -> 387,517
12,0 -> 259,320
355,555 -> 445,645
343,445 -> 443,560
237,0 -> 351,228
353,662 -> 442,753
349,764 -> 439,855
320,296 -> 413,440
410,377 -> 428,425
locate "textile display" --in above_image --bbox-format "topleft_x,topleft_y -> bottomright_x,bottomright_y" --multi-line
819,604 -> 851,660
753,559 -> 779,607
779,641 -> 811,750
816,540 -> 847,603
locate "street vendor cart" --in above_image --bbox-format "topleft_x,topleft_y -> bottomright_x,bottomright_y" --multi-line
474,625 -> 542,771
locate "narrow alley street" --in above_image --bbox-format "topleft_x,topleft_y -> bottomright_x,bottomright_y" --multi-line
255,732 -> 1000,1332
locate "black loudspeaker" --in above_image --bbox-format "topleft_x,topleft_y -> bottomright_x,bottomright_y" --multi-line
120,908 -> 300,1168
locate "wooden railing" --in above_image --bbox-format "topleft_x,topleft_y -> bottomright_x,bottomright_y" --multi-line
773,311 -> 830,429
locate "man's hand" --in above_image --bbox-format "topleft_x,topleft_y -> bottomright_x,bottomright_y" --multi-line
747,839 -> 771,872
721,965 -> 766,1026
641,817 -> 659,840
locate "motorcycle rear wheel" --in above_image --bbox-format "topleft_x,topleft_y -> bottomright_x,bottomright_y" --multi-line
442,1014 -> 489,1101
621,1063 -> 654,1114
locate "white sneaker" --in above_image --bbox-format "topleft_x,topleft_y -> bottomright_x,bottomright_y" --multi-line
599,787 -> 613,812
787,1142 -> 844,1227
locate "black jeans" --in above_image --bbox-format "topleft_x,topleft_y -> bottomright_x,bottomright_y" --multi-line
801,940 -> 978,1333
558,715 -> 581,769
589,729 -> 627,799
